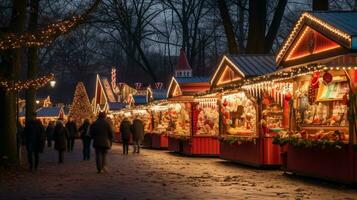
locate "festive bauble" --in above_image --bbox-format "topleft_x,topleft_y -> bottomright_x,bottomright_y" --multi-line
323,72 -> 332,85
223,99 -> 228,107
342,94 -> 348,105
284,92 -> 292,101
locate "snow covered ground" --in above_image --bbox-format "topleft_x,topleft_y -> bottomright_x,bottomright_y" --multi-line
1,143 -> 356,200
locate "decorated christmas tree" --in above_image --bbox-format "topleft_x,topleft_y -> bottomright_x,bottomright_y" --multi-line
69,82 -> 93,122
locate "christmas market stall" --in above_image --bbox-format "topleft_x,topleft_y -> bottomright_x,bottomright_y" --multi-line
165,48 -> 216,156
269,11 -> 357,183
146,102 -> 171,149
143,84 -> 169,149
36,106 -> 66,126
166,76 -> 214,155
210,55 -> 281,167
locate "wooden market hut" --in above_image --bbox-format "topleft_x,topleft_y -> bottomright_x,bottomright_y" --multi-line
270,11 -> 357,183
210,54 -> 281,167
36,106 -> 65,126
165,48 -> 218,156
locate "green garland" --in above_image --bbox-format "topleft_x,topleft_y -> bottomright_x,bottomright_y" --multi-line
220,135 -> 258,145
272,135 -> 346,149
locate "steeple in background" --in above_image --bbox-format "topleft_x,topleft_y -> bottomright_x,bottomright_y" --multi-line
174,48 -> 192,78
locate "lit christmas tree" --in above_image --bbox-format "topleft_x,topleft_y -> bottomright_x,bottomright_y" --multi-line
69,82 -> 93,122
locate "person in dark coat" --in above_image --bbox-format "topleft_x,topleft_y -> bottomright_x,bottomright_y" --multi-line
79,119 -> 91,161
24,114 -> 45,172
120,117 -> 132,155
54,119 -> 68,163
65,117 -> 77,152
46,121 -> 55,148
90,112 -> 113,173
131,116 -> 144,154
17,123 -> 25,163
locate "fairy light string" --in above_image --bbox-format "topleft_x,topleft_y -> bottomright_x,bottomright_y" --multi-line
0,73 -> 54,91
0,0 -> 100,50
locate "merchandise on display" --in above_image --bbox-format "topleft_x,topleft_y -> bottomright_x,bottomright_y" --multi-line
221,92 -> 257,136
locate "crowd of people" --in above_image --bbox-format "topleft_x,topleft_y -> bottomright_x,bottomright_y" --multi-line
19,112 -> 145,174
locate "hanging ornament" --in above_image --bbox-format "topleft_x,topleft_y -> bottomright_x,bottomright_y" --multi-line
285,92 -> 292,101
308,72 -> 320,104
342,94 -> 348,105
322,72 -> 333,85
223,99 -> 228,107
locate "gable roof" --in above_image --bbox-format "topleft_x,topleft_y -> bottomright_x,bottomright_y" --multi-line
167,76 -> 210,98
227,55 -> 276,76
133,95 -> 148,105
210,55 -> 276,88
152,89 -> 167,100
107,102 -> 126,111
176,48 -> 192,71
175,77 -> 210,84
276,11 -> 357,66
313,12 -> 357,36
95,74 -> 117,106
36,107 -> 63,118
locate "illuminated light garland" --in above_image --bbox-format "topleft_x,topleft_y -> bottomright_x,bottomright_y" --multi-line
0,73 -> 54,91
276,12 -> 352,64
0,16 -> 81,50
0,0 -> 100,50
197,65 -> 357,97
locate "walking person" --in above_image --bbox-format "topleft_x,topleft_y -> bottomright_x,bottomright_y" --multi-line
53,119 -> 68,164
46,121 -> 55,148
66,117 -> 77,152
120,117 -> 132,155
79,119 -> 91,160
24,113 -> 45,172
90,112 -> 113,173
131,116 -> 144,154
16,123 -> 25,163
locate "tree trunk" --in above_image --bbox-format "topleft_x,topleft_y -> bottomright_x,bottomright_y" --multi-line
313,0 -> 329,11
245,0 -> 267,54
264,0 -> 287,53
0,0 -> 26,166
217,0 -> 238,54
26,0 -> 40,125
237,0 -> 247,53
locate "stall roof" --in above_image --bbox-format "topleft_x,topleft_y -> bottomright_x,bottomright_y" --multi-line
167,76 -> 211,98
276,11 -> 357,66
36,107 -> 63,118
210,55 -> 276,88
107,102 -> 126,111
226,55 -> 276,77
133,95 -> 148,105
176,77 -> 210,84
152,89 -> 167,100
312,11 -> 357,37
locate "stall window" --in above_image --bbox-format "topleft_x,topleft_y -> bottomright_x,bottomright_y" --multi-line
221,92 -> 257,136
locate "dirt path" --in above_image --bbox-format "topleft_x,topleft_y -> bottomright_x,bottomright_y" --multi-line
0,142 -> 356,200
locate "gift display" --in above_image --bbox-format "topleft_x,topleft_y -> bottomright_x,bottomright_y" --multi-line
194,98 -> 219,136
221,92 -> 257,136
292,71 -> 350,145
261,99 -> 284,133
150,105 -> 170,134
168,103 -> 191,136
